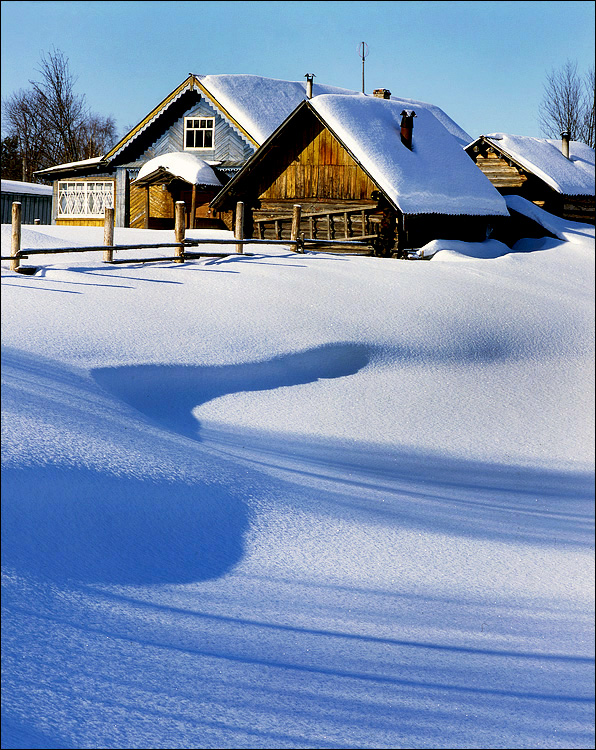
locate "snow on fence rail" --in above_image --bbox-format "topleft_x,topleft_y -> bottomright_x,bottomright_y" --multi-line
3,201 -> 374,273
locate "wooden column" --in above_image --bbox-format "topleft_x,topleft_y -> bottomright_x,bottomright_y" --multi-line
290,204 -> 302,250
143,186 -> 150,229
190,184 -> 197,230
235,201 -> 244,254
175,201 -> 185,263
103,207 -> 114,262
10,201 -> 21,272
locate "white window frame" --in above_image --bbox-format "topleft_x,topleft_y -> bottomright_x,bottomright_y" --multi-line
57,181 -> 114,218
184,116 -> 215,150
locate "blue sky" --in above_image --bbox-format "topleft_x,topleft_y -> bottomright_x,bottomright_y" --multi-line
1,0 -> 594,141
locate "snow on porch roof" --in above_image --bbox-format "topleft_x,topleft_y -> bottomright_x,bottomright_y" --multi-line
309,95 -> 508,216
478,134 -> 595,196
132,152 -> 222,187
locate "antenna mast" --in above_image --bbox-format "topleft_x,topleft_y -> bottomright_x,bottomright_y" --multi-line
358,42 -> 369,94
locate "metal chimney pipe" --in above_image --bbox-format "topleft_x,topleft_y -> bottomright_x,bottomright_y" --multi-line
561,131 -> 570,159
304,73 -> 315,99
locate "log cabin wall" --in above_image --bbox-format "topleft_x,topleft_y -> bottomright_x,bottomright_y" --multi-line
470,142 -> 595,225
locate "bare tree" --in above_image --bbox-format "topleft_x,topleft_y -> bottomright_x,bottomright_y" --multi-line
579,66 -> 595,148
2,87 -> 49,180
538,60 -> 595,147
2,48 -> 118,181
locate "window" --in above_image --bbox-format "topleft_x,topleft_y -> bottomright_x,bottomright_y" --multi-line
58,181 -> 114,217
184,117 -> 214,150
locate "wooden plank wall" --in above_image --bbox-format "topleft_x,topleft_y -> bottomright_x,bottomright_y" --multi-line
129,183 -> 174,228
256,117 -> 378,203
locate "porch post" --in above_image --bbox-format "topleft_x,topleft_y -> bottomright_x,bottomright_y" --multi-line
190,184 -> 197,230
143,186 -> 150,229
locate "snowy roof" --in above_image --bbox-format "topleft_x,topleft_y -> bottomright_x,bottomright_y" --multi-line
132,152 -> 222,187
1,179 -> 52,196
198,74 -> 363,144
34,157 -> 104,175
307,95 -> 508,216
478,134 -> 595,196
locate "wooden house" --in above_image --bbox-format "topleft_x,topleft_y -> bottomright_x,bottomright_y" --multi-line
33,74 -> 362,229
465,134 -> 595,224
210,91 -> 509,254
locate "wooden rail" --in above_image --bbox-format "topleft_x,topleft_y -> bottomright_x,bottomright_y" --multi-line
3,202 -> 374,273
254,204 -> 379,242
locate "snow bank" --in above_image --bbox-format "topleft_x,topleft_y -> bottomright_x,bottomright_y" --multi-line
1,213 -> 594,750
422,238 -> 512,261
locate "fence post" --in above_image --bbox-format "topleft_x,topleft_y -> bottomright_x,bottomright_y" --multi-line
175,201 -> 186,263
11,202 -> 21,272
103,207 -> 115,262
290,204 -> 302,251
235,201 -> 244,254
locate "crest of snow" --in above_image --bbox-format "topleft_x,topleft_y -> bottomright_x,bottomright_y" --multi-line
1,179 -> 52,196
134,152 -> 221,186
34,156 -> 104,175
421,238 -> 512,261
506,194 -> 596,243
310,95 -> 508,216
484,133 -> 595,196
199,74 -> 363,144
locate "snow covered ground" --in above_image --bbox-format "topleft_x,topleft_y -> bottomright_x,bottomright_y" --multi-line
1,204 -> 594,749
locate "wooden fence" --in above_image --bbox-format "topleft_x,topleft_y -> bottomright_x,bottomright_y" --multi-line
3,201 -> 375,273
254,205 -> 380,242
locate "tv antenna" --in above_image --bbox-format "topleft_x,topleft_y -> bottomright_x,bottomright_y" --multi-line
358,42 -> 369,94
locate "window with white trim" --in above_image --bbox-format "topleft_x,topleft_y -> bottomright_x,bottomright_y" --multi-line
58,181 -> 114,217
184,117 -> 215,150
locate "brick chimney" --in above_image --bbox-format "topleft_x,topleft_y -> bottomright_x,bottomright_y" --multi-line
400,110 -> 416,150
373,88 -> 391,99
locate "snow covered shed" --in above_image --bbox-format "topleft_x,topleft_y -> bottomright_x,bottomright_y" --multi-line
465,134 -> 595,224
210,93 -> 509,253
33,74 -> 362,229
1,180 -> 52,225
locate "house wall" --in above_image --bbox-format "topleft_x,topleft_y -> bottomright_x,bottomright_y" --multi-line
469,142 -> 595,225
253,115 -> 378,206
113,97 -> 255,227
52,174 -> 116,227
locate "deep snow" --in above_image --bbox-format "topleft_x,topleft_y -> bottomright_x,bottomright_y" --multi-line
1,206 -> 594,749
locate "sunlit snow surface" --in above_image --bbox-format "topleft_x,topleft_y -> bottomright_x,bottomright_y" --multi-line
1,207 -> 594,749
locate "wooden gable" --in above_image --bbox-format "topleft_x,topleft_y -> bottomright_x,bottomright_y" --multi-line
469,143 -> 528,190
216,104 -> 379,216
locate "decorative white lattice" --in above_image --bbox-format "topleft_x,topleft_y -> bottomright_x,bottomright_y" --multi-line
58,182 -> 114,217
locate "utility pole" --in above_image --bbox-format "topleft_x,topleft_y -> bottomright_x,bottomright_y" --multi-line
358,42 -> 369,94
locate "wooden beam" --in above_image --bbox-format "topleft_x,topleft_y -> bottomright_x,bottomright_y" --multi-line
103,207 -> 114,262
235,201 -> 244,254
11,202 -> 21,272
175,201 -> 185,263
144,186 -> 150,229
190,184 -> 197,229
